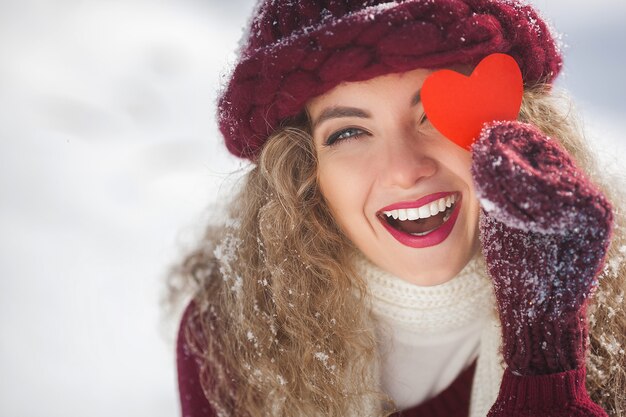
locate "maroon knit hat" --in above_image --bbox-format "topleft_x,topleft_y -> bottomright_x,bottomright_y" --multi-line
218,0 -> 563,160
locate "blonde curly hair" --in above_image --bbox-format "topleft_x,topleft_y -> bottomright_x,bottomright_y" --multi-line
165,86 -> 626,416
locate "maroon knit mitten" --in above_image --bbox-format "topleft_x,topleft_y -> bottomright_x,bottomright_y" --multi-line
471,121 -> 613,416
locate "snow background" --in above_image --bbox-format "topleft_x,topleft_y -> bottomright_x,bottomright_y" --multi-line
0,1 -> 624,416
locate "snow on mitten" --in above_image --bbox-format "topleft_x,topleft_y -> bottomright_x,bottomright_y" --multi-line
471,121 -> 613,416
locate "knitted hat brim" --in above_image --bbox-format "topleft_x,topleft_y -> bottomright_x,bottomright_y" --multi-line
218,0 -> 562,160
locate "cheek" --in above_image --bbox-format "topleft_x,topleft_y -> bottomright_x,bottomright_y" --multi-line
317,156 -> 371,231
440,146 -> 480,223
455,154 -> 481,236
445,148 -> 474,191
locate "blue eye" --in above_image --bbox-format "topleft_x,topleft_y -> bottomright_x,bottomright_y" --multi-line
325,127 -> 368,146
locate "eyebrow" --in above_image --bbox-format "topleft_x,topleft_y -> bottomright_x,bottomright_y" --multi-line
312,88 -> 422,130
312,107 -> 370,129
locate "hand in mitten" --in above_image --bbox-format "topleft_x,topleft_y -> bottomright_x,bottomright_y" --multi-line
471,121 -> 613,416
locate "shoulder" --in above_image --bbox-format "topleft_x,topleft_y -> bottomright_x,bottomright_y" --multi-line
176,300 -> 199,369
176,300 -> 216,417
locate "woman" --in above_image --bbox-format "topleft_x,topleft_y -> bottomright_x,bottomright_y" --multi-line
168,1 -> 626,416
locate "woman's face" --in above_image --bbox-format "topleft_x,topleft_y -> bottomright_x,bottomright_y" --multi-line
307,68 -> 480,286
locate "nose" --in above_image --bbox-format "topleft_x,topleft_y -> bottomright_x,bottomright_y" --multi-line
378,136 -> 438,189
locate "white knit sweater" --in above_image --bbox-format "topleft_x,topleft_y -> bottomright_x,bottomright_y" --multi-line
355,255 -> 505,417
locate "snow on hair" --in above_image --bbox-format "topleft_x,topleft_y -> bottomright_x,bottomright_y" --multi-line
166,87 -> 626,416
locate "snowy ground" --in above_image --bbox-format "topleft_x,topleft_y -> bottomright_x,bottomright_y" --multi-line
0,1 -> 624,416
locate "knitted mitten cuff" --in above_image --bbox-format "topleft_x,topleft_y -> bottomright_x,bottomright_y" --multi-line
487,365 -> 608,417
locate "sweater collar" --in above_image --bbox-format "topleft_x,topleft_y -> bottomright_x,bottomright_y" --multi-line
355,254 -> 495,334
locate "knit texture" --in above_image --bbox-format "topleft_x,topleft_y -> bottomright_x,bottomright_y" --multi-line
218,0 -> 563,159
487,367 -> 608,417
471,121 -> 612,415
356,253 -> 505,415
357,253 -> 493,333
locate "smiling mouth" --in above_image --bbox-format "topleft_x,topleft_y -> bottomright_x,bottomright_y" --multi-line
378,193 -> 458,236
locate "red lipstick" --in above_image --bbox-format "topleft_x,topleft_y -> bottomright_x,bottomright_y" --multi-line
379,191 -> 456,212
378,192 -> 462,249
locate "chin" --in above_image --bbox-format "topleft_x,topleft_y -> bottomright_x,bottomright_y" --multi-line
394,256 -> 468,286
387,233 -> 477,286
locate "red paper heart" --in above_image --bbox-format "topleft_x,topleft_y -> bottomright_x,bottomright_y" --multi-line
421,53 -> 523,150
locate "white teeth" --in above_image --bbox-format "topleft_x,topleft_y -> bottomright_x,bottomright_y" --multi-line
406,208 -> 419,221
383,194 -> 457,221
418,205 -> 430,218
